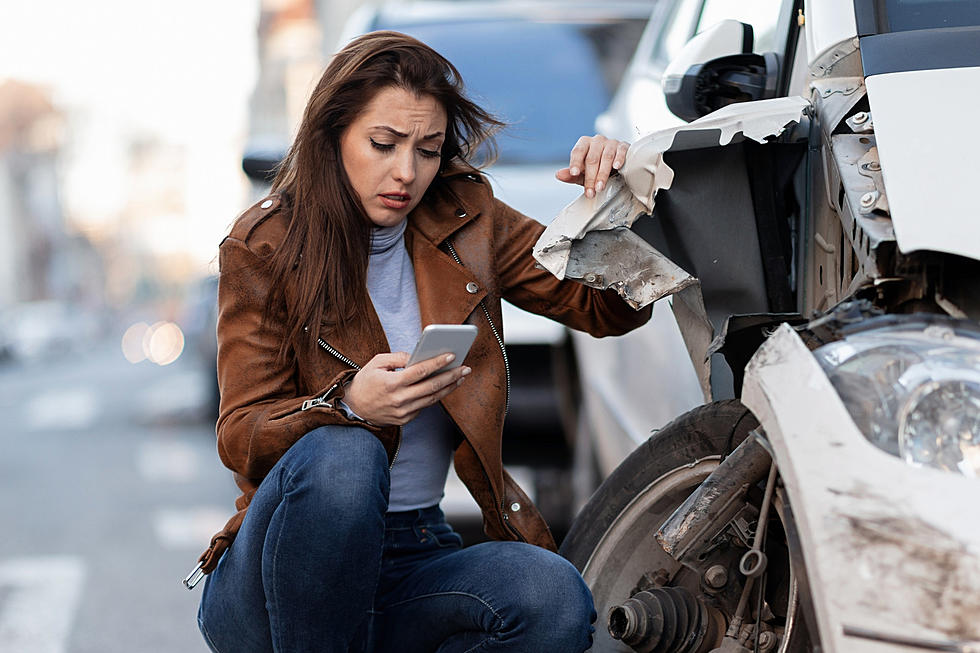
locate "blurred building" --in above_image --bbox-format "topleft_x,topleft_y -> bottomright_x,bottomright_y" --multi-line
245,0 -> 325,199
0,80 -> 104,309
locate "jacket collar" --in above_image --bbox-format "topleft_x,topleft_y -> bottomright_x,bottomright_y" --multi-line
408,170 -> 486,246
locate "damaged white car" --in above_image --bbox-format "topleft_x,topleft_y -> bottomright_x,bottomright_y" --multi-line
538,0 -> 980,651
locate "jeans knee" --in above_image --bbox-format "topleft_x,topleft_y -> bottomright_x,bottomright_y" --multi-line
278,426 -> 389,518
499,546 -> 596,651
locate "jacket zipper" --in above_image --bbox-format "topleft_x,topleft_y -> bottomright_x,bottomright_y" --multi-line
317,338 -> 361,370
444,239 -> 511,416
313,338 -> 401,469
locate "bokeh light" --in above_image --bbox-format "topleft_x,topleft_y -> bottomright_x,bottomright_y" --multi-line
145,321 -> 185,366
121,320 -> 185,365
121,322 -> 149,363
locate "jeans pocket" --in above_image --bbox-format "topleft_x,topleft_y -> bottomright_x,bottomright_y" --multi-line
418,522 -> 463,549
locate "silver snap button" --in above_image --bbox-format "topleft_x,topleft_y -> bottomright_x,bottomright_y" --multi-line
454,208 -> 467,218
260,199 -> 273,209
510,502 -> 521,512
465,282 -> 479,294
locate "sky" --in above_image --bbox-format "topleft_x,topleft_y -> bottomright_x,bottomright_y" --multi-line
0,0 -> 262,272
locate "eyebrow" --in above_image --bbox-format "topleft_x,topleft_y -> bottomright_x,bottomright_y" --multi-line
374,125 -> 444,140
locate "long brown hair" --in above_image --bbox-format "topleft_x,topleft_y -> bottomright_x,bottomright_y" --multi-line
265,31 -> 503,359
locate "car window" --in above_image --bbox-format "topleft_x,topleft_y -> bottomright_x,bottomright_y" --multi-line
651,0 -> 704,67
650,0 -> 785,68
696,0 -> 784,53
380,19 -> 646,165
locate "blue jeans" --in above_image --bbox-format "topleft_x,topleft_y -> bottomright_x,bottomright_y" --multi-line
197,426 -> 596,652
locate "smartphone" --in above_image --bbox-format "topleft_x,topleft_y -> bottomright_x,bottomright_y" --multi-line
406,324 -> 478,373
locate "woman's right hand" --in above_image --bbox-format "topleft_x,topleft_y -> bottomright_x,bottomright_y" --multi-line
342,352 -> 471,426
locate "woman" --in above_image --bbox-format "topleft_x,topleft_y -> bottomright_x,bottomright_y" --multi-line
195,31 -> 650,652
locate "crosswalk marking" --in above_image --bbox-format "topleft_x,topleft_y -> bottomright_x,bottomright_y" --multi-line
0,556 -> 85,653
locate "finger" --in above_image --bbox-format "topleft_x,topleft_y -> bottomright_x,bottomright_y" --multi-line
555,167 -> 584,185
403,352 -> 456,383
582,136 -> 608,198
567,136 -> 591,179
593,143 -> 618,195
369,352 -> 411,370
613,141 -> 630,170
400,365 -> 470,405
400,371 -> 469,415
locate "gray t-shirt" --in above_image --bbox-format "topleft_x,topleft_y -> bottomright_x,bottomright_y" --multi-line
363,220 -> 455,512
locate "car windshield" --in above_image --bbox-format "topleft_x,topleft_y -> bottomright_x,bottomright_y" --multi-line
883,0 -> 980,31
375,18 -> 646,164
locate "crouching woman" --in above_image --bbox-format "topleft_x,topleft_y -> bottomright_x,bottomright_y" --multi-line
194,30 -> 649,653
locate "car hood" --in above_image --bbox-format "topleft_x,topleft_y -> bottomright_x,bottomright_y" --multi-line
866,66 -> 980,261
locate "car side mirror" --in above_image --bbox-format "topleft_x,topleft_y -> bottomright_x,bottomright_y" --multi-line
663,20 -> 781,122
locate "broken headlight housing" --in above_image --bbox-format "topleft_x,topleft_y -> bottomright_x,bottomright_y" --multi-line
814,319 -> 980,477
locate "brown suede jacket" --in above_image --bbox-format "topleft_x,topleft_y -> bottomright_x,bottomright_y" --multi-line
196,169 -> 651,573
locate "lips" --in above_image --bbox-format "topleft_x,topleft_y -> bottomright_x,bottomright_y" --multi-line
379,192 -> 411,209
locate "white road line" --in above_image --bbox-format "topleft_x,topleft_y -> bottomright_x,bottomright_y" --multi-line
25,389 -> 99,431
0,556 -> 86,653
138,439 -> 201,482
153,507 -> 229,550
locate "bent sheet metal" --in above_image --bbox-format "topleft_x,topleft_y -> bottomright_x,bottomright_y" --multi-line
532,95 -> 810,399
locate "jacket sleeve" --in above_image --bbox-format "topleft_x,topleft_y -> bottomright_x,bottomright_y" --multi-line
490,196 -> 652,336
214,236 -> 377,480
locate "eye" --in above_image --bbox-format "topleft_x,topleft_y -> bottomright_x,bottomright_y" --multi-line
418,148 -> 442,159
370,138 -> 394,152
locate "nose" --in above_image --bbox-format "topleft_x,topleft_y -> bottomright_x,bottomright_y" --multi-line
392,149 -> 416,185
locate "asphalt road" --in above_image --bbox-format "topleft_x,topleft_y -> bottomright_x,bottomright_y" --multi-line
0,337 -> 237,653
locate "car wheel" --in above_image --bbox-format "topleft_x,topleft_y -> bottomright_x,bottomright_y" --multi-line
560,400 -> 811,652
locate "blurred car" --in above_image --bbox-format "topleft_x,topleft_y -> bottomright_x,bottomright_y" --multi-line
0,300 -> 97,362
243,1 -> 652,531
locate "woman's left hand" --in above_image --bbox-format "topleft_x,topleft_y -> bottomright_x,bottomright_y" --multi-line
555,135 -> 630,199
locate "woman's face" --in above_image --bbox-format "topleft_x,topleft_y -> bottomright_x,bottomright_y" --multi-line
340,86 -> 448,228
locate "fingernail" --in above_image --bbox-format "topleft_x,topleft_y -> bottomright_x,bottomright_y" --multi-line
457,378 -> 464,387
445,353 -> 455,362
570,166 -> 580,176
595,180 -> 604,192
613,160 -> 622,169
586,188 -> 595,198
461,366 -> 471,376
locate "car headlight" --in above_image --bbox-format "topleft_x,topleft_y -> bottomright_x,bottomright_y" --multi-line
813,321 -> 980,477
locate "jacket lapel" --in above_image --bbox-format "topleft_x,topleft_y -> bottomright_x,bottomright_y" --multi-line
407,180 -> 487,326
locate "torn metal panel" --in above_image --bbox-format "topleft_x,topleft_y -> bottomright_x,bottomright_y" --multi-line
563,228 -> 697,310
623,96 -> 811,213
532,97 -> 810,401
532,95 -> 811,304
670,285 -> 713,402
533,174 -> 649,279
742,324 -> 980,652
